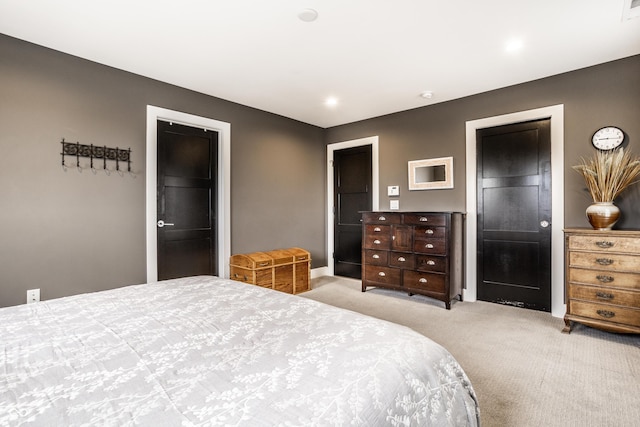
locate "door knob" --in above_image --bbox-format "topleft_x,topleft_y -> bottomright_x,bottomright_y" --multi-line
540,220 -> 550,228
157,220 -> 175,228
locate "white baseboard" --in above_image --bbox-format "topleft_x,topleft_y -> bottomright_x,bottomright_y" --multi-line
311,267 -> 330,279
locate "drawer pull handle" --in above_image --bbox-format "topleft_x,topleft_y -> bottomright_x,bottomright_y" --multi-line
297,256 -> 307,261
234,273 -> 239,278
595,292 -> 614,300
373,239 -> 381,245
595,258 -> 613,266
378,272 -> 386,277
596,275 -> 614,283
259,262 -> 269,266
378,216 -> 386,221
373,227 -> 381,232
419,217 -> 428,222
425,229 -> 434,234
425,243 -> 434,249
595,241 -> 614,248
398,257 -> 406,262
427,260 -> 436,266
419,278 -> 428,283
596,309 -> 615,319
372,254 -> 380,259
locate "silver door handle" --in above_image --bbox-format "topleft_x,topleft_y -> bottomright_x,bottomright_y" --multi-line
540,220 -> 550,228
157,220 -> 175,228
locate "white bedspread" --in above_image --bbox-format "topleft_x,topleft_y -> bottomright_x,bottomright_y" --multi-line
0,276 -> 479,426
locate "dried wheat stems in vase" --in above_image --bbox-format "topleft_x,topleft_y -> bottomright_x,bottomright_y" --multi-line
572,148 -> 640,202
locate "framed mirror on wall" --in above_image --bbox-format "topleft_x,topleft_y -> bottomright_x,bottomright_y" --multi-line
408,156 -> 454,190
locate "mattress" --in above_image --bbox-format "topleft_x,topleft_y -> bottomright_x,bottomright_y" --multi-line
0,276 -> 479,426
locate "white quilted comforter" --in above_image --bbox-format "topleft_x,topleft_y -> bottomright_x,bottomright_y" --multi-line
0,276 -> 479,426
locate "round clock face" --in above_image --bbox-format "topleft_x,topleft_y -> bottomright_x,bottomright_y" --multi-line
592,126 -> 624,151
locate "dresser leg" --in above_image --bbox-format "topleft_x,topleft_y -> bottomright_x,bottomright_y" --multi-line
562,317 -> 572,334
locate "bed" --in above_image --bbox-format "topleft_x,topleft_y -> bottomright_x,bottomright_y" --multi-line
0,276 -> 479,426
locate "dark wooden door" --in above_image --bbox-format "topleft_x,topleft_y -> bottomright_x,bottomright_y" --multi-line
477,119 -> 551,311
157,121 -> 218,280
333,145 -> 372,279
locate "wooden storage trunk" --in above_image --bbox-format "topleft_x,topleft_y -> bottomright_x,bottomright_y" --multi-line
229,248 -> 311,294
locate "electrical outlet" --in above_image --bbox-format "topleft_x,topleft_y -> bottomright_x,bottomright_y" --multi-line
27,289 -> 40,304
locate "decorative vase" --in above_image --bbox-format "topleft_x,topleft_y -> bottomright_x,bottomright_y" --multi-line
586,202 -> 620,230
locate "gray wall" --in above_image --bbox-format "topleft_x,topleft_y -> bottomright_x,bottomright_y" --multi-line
325,55 -> 640,229
0,35 -> 325,307
2,32 -> 638,308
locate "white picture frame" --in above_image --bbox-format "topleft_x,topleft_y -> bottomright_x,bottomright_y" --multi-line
408,156 -> 454,190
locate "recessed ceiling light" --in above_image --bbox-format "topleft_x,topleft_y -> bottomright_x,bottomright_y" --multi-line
420,91 -> 433,99
324,97 -> 338,107
298,8 -> 318,22
505,38 -> 524,53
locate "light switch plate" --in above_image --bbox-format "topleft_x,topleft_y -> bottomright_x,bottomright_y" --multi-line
387,185 -> 400,196
390,200 -> 399,210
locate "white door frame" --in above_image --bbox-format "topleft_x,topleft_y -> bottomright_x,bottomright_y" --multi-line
146,105 -> 231,282
465,104 -> 565,317
326,136 -> 380,277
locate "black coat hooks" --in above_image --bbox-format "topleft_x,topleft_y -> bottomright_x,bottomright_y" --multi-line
60,139 -> 132,175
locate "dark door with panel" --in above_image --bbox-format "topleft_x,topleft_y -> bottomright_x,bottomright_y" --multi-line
477,119 -> 551,311
157,121 -> 218,280
333,145 -> 372,279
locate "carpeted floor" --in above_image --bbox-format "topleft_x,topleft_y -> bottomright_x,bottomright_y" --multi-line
302,276 -> 640,427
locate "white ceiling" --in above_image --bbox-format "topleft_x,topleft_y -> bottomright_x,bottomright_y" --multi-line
1,0 -> 639,128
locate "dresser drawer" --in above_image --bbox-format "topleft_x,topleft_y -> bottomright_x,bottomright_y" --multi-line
364,266 -> 401,286
568,268 -> 640,291
568,235 -> 640,253
389,252 -> 415,269
364,224 -> 390,235
569,284 -> 640,308
413,238 -> 446,255
403,213 -> 447,226
363,233 -> 392,250
569,252 -> 640,273
414,226 -> 446,239
362,212 -> 401,224
363,249 -> 388,266
403,270 -> 445,293
416,255 -> 447,273
569,300 -> 640,328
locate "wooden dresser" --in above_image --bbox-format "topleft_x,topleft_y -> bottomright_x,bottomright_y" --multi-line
563,228 -> 640,334
361,211 -> 464,309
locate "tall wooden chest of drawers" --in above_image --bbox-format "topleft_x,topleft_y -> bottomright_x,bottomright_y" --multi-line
563,228 -> 640,334
361,211 -> 465,309
229,247 -> 311,294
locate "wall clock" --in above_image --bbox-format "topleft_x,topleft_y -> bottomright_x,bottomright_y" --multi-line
591,126 -> 625,151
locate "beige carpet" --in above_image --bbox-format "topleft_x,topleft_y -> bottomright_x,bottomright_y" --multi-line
302,276 -> 640,427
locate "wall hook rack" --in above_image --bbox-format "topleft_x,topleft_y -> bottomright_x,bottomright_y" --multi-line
60,139 -> 132,173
